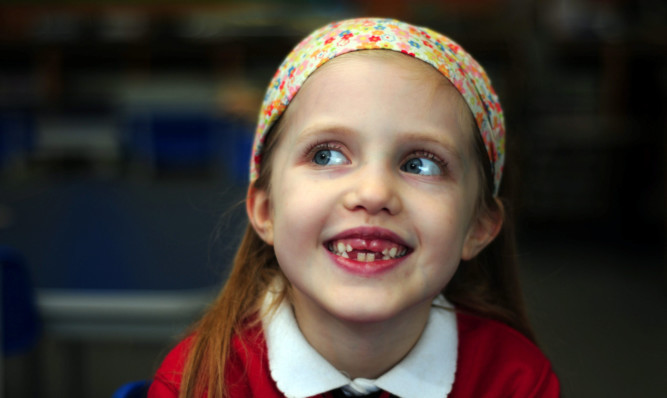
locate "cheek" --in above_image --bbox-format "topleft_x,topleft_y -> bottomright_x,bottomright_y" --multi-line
416,214 -> 467,294
271,179 -> 330,248
417,196 -> 473,259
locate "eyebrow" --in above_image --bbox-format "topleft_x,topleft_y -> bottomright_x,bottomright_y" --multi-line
295,122 -> 356,143
396,131 -> 464,163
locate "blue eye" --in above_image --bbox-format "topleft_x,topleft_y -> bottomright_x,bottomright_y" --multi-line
401,157 -> 442,176
313,149 -> 347,166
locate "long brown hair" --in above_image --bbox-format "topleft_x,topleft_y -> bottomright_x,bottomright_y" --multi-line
178,53 -> 533,398
445,123 -> 534,341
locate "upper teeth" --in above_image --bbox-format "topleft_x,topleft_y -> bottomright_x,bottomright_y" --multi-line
328,241 -> 407,262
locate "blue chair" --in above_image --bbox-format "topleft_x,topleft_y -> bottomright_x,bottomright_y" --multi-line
1,245 -> 41,356
113,380 -> 151,398
1,246 -> 41,397
0,109 -> 35,171
122,111 -> 215,173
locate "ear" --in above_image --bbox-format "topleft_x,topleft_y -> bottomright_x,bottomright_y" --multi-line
461,199 -> 504,260
246,184 -> 274,245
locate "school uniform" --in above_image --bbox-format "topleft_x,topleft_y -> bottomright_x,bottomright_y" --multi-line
149,296 -> 559,398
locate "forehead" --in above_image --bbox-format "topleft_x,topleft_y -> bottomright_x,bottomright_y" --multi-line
312,50 -> 451,91
281,51 -> 475,149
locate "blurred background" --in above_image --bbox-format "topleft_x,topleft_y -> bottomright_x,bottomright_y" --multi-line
0,0 -> 665,397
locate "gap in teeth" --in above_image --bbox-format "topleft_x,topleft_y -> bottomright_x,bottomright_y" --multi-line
328,240 -> 406,261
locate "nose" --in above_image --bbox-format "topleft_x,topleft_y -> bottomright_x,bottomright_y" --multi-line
342,163 -> 402,216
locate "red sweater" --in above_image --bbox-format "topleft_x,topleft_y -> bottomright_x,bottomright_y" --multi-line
149,312 -> 559,397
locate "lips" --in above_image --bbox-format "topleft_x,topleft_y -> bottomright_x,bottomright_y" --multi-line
325,227 -> 412,263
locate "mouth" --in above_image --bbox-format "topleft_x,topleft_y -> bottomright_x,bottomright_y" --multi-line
324,227 -> 412,263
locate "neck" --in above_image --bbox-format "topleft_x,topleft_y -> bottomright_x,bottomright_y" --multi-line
291,293 -> 432,379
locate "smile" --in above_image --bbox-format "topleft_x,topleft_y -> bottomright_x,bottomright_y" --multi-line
324,227 -> 412,263
326,240 -> 408,261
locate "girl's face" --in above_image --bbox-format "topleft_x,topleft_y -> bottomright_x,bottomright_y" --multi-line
249,53 -> 500,325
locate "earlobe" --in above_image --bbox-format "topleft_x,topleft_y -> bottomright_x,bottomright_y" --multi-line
461,199 -> 504,260
247,185 -> 274,245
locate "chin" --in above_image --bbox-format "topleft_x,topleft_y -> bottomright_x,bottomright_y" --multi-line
323,293 -> 423,325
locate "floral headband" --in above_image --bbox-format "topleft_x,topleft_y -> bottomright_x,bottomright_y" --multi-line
250,17 -> 505,196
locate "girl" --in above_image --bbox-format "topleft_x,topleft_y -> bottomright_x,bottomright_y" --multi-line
149,18 -> 559,398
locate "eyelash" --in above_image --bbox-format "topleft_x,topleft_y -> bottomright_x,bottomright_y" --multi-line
303,141 -> 345,160
406,150 -> 448,169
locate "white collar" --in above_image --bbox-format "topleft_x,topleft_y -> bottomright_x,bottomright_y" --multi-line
262,294 -> 458,398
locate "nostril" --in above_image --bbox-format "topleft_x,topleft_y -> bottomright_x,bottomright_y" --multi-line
341,170 -> 402,215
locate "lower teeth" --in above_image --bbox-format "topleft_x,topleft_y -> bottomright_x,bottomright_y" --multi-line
328,243 -> 406,261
